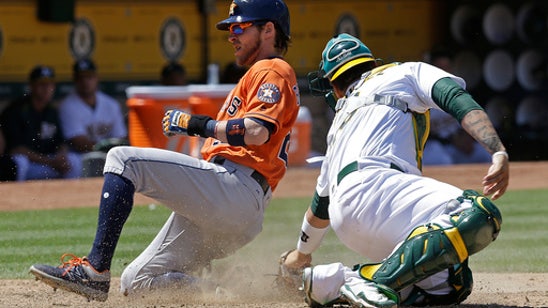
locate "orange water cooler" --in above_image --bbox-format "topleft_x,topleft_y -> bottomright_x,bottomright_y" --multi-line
125,85 -> 232,157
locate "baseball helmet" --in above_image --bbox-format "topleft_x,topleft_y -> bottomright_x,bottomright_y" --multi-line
319,33 -> 375,81
216,0 -> 290,39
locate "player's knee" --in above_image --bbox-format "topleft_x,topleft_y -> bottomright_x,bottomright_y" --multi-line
454,190 -> 502,255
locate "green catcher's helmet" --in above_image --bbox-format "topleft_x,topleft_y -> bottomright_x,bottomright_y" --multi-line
319,33 -> 375,81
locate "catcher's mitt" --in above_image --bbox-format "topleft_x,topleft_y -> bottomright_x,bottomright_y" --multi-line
274,249 -> 309,295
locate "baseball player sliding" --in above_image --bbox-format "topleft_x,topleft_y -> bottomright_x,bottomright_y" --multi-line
279,33 -> 509,307
29,0 -> 300,302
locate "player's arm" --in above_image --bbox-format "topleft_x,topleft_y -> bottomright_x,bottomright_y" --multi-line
432,77 -> 509,199
162,110 -> 272,146
283,192 -> 330,269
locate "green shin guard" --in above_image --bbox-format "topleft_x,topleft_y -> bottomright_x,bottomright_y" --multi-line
401,259 -> 474,306
359,190 -> 502,291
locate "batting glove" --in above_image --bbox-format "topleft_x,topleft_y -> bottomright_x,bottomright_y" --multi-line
163,109 -> 191,137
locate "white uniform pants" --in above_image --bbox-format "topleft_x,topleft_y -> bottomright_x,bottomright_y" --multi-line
313,167 -> 467,302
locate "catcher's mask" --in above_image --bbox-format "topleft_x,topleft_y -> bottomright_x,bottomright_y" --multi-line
216,0 -> 290,39
307,71 -> 337,111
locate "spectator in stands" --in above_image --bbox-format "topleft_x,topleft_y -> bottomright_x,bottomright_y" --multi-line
59,59 -> 128,176
0,65 -> 81,181
160,62 -> 187,86
0,129 -> 17,181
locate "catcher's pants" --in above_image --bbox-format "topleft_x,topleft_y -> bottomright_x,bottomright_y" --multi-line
321,166 -> 468,301
102,146 -> 272,294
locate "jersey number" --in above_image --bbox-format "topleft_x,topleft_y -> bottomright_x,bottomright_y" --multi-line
226,96 -> 242,116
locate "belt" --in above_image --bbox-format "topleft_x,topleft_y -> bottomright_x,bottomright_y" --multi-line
213,157 -> 270,194
337,161 -> 403,185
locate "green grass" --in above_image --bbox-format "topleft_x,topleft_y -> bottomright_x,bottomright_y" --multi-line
1,189 -> 547,279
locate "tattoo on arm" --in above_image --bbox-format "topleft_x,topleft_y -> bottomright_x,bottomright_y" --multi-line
460,110 -> 506,154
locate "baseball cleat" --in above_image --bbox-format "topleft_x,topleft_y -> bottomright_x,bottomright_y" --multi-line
339,277 -> 399,308
29,253 -> 110,302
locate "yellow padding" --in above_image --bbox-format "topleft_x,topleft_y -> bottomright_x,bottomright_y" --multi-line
359,263 -> 383,280
407,225 -> 440,239
444,227 -> 469,263
476,197 -> 502,231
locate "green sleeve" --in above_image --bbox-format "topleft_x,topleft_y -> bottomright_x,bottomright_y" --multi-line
310,191 -> 330,219
431,77 -> 484,122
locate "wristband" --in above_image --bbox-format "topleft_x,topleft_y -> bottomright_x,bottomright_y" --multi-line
296,216 -> 329,255
492,151 -> 509,163
226,118 -> 246,146
204,119 -> 217,138
187,115 -> 214,138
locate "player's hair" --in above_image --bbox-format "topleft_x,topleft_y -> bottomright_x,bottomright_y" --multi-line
258,22 -> 291,54
332,61 -> 377,91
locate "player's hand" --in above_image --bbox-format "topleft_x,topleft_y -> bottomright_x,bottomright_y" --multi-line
283,249 -> 312,269
482,152 -> 509,200
276,249 -> 312,292
162,109 -> 191,137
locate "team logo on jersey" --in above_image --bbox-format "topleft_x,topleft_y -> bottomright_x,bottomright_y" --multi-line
257,83 -> 281,103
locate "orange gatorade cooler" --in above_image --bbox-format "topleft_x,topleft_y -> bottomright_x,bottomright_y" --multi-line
125,86 -> 198,155
125,85 -> 235,157
188,84 -> 234,117
288,106 -> 312,166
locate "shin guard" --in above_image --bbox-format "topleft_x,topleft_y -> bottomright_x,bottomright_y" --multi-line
359,189 -> 502,291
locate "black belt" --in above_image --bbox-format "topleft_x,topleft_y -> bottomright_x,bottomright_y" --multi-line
213,157 -> 270,194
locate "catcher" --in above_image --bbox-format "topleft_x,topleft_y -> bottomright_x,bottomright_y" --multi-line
278,33 -> 509,307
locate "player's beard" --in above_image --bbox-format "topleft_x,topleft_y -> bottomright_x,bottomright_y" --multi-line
236,37 -> 261,67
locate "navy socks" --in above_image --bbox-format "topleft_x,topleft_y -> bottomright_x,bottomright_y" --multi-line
87,172 -> 135,272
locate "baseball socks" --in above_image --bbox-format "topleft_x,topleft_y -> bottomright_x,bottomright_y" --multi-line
86,172 -> 135,272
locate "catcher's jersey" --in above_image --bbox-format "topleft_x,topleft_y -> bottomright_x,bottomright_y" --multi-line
316,62 -> 465,197
202,58 -> 300,191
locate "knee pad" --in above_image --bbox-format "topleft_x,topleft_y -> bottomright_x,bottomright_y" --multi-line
453,189 -> 502,255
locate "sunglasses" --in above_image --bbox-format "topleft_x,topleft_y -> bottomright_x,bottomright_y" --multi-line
228,21 -> 266,35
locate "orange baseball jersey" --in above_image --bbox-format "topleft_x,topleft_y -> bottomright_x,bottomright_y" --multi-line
202,58 -> 300,191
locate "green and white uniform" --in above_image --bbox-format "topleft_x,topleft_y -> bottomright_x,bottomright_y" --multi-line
307,61 -> 501,305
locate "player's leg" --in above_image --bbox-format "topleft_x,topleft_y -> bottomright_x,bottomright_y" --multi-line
110,147 -> 268,293
358,189 -> 501,304
120,212 -> 212,294
29,170 -> 134,301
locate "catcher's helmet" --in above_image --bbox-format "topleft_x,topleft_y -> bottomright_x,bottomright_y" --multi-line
216,0 -> 290,39
319,33 -> 375,81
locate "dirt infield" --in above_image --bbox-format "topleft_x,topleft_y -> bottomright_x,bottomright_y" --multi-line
1,161 -> 547,307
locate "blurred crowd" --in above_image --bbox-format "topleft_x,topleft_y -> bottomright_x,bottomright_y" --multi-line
421,45 -> 548,165
0,59 -> 131,181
